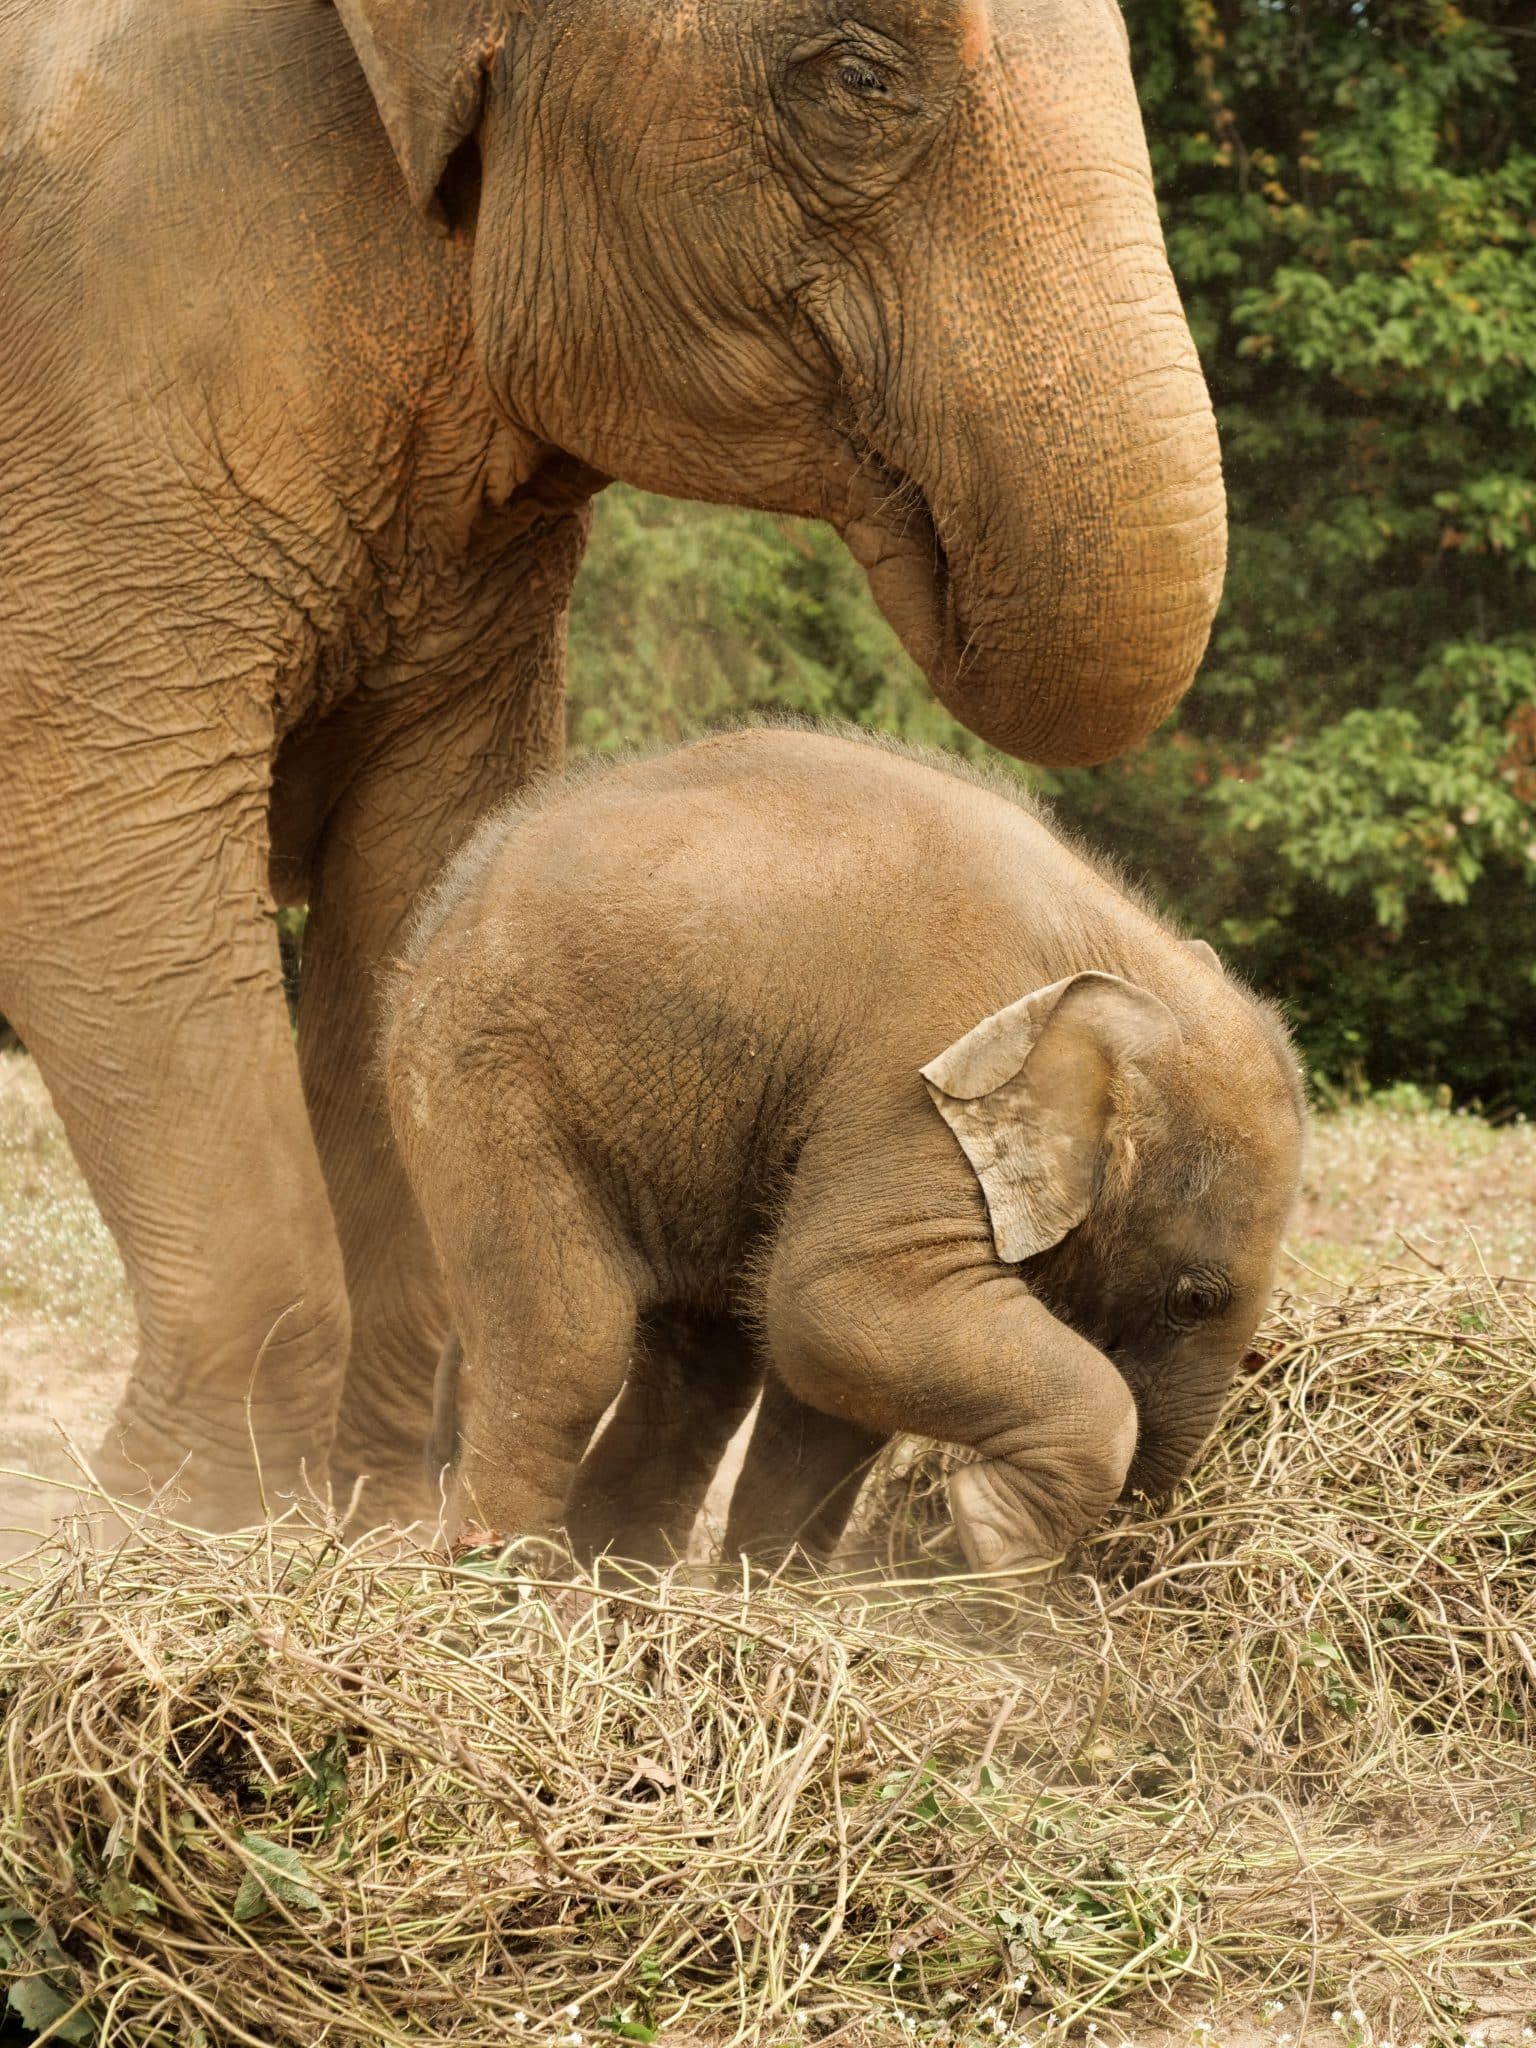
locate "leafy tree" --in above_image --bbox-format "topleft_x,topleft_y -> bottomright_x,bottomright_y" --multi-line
566,488 -> 967,755
1053,0 -> 1536,1109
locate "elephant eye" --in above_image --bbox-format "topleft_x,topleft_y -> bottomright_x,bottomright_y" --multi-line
1165,1269 -> 1232,1329
783,33 -> 919,136
838,61 -> 890,98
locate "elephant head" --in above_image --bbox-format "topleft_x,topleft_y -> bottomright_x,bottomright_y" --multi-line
334,0 -> 1227,767
924,966 -> 1304,1560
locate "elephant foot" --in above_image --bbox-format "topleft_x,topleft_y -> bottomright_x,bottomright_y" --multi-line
85,1420 -> 324,1535
946,1462 -> 1064,1579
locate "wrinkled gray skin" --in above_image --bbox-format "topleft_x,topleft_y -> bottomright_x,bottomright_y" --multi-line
387,729 -> 1304,1572
0,0 -> 1226,1528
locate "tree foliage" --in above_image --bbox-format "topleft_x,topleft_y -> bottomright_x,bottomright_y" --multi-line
568,0 -> 1536,1111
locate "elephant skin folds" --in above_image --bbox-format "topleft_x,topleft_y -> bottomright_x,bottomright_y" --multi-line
386,726 -> 1304,1571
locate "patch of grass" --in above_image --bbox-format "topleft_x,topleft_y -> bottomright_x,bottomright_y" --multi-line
0,1057 -> 127,1332
0,1273 -> 1531,2045
1289,1093 -> 1536,1290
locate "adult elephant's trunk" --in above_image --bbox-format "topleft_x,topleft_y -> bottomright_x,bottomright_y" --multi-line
836,6 -> 1226,769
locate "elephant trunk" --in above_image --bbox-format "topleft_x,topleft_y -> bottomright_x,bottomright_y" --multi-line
839,21 -> 1226,768
1121,1366 -> 1235,1500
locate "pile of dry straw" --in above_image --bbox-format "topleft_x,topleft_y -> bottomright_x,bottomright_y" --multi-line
0,1269 -> 1531,2046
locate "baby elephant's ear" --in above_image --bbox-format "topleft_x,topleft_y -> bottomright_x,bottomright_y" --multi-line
921,973 -> 1182,1263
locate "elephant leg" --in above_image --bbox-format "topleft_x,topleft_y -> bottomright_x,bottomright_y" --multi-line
298,520 -> 586,1527
760,1125 -> 1140,1577
421,1332 -> 465,1518
410,1152 -> 642,1544
723,1374 -> 885,1568
564,1309 -> 762,1566
0,693 -> 348,1528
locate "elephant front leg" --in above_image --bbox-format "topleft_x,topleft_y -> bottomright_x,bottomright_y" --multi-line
764,1157 -> 1140,1576
563,1310 -> 763,1565
772,1285 -> 1137,1574
0,703 -> 349,1528
299,554 -> 579,1526
723,1374 -> 885,1568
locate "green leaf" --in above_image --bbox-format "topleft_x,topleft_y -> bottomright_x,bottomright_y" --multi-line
96,1868 -> 160,1922
7,1977 -> 97,2043
295,1731 -> 350,1832
232,1834 -> 323,1922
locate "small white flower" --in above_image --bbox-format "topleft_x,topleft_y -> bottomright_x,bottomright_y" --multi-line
565,2006 -> 582,2021
569,2034 -> 583,2046
1332,2016 -> 1344,2031
512,2017 -> 528,2031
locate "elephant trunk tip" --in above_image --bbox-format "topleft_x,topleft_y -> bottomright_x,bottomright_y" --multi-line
848,416 -> 1228,769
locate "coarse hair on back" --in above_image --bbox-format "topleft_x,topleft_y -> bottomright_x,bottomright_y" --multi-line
404,716 -> 1073,965
397,716 -> 1306,1125
800,721 -> 1308,1129
398,747 -> 642,972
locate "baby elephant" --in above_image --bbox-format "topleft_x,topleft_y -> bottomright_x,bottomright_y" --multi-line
385,727 -> 1304,1573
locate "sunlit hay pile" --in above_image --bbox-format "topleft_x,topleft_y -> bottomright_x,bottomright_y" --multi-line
0,1274 -> 1532,2047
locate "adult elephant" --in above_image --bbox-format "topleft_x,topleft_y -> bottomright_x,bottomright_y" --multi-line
0,0 -> 1225,1528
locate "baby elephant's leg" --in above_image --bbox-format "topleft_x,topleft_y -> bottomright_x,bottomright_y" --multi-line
564,1309 -> 762,1565
765,1249 -> 1138,1576
414,1158 -> 641,1543
724,1374 -> 884,1567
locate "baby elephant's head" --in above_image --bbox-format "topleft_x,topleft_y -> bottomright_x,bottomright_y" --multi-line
923,961 -> 1305,1503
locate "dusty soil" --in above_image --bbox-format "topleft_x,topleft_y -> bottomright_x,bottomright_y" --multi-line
0,1057 -> 133,1556
1287,1087 -> 1536,1290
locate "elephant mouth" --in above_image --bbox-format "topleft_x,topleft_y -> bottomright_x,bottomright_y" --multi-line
838,454 -> 956,685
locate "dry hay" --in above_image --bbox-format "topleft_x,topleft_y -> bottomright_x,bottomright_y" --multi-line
0,1270 -> 1532,2047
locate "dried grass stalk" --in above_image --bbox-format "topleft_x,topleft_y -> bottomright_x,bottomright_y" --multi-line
0,1271 -> 1531,2045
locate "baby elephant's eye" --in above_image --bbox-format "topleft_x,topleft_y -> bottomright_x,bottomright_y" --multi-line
1165,1269 -> 1232,1329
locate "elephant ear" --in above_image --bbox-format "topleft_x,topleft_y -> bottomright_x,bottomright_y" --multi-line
1183,937 -> 1223,974
335,0 -> 507,215
921,973 -> 1182,1263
